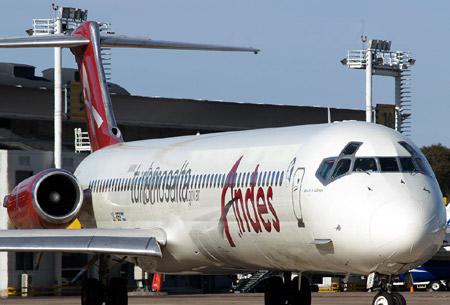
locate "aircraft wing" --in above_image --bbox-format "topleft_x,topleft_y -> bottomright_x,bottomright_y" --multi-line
0,228 -> 166,257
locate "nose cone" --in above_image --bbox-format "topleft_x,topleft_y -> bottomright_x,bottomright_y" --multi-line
370,199 -> 445,269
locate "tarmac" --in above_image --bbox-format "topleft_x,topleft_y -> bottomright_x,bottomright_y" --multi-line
2,292 -> 450,305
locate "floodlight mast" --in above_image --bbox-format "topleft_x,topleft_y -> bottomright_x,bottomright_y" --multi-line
30,5 -> 89,169
341,39 -> 415,135
365,47 -> 373,123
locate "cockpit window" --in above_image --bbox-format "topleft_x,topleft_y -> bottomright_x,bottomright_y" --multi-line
331,158 -> 351,179
353,158 -> 377,172
317,158 -> 336,180
398,141 -> 431,176
379,157 -> 399,172
399,141 -> 417,156
415,158 -> 428,174
341,142 -> 362,155
399,157 -> 416,172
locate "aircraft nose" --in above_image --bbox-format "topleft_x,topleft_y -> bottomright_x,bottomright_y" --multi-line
370,199 -> 445,264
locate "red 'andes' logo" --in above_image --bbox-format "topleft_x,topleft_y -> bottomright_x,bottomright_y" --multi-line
220,156 -> 280,247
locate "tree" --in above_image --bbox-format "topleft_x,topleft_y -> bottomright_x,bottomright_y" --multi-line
421,144 -> 450,197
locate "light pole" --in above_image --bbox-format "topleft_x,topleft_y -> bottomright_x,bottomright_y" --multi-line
341,39 -> 415,134
365,48 -> 373,122
54,11 -> 62,169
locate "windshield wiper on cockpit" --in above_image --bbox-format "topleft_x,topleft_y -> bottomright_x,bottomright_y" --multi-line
355,168 -> 372,175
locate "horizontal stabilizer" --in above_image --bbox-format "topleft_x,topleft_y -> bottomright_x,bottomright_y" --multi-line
0,35 -> 89,48
0,228 -> 166,257
0,33 -> 259,54
100,35 -> 260,54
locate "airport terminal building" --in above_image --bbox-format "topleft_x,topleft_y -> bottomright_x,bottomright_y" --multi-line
0,62 -> 366,295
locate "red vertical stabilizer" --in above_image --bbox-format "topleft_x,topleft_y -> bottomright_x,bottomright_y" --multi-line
70,22 -> 123,151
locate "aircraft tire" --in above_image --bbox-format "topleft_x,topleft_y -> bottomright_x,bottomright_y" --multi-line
264,276 -> 283,305
372,292 -> 395,305
289,276 -> 311,305
81,278 -> 103,305
106,277 -> 128,305
391,292 -> 406,305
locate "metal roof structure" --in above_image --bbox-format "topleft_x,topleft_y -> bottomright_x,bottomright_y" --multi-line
0,62 -> 365,151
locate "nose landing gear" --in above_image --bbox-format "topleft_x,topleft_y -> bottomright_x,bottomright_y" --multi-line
372,292 -> 406,305
264,273 -> 312,305
369,273 -> 407,305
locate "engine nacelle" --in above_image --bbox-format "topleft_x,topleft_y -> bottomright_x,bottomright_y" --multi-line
4,168 -> 84,229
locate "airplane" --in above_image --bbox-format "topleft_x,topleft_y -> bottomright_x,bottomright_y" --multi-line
0,20 -> 447,305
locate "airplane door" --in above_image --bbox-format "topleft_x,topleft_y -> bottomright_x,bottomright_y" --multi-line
291,168 -> 305,227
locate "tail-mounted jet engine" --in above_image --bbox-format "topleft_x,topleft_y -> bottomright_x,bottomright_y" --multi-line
4,168 -> 84,229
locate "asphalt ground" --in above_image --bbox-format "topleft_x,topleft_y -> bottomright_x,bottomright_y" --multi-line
2,292 -> 450,305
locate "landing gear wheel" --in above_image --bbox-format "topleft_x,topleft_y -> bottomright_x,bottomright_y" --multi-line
372,292 -> 395,305
81,278 -> 104,305
391,292 -> 406,305
106,277 -> 128,305
264,276 -> 283,305
428,281 -> 441,292
289,276 -> 311,305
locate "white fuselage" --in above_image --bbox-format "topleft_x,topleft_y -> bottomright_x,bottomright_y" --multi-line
74,121 -> 446,276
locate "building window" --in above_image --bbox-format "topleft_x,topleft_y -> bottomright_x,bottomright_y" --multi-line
16,252 -> 33,271
15,170 -> 33,185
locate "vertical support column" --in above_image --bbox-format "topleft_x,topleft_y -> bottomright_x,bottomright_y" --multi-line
394,75 -> 401,132
53,15 -> 63,296
54,253 -> 62,296
365,48 -> 373,123
54,16 -> 62,169
0,151 -> 9,297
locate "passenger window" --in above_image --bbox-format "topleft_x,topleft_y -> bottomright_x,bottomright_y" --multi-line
354,158 -> 377,172
379,157 -> 399,172
317,158 -> 336,180
331,159 -> 351,179
400,157 -> 416,172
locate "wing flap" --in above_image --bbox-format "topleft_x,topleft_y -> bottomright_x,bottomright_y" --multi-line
0,228 -> 165,257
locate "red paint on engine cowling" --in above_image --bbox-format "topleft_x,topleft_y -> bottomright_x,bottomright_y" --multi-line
5,169 -> 78,229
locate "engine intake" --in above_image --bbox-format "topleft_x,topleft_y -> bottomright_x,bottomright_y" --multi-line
4,168 -> 84,229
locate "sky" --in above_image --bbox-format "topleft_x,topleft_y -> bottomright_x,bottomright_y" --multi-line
0,0 -> 449,147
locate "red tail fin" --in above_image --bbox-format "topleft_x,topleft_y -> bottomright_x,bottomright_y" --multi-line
70,22 -> 123,151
